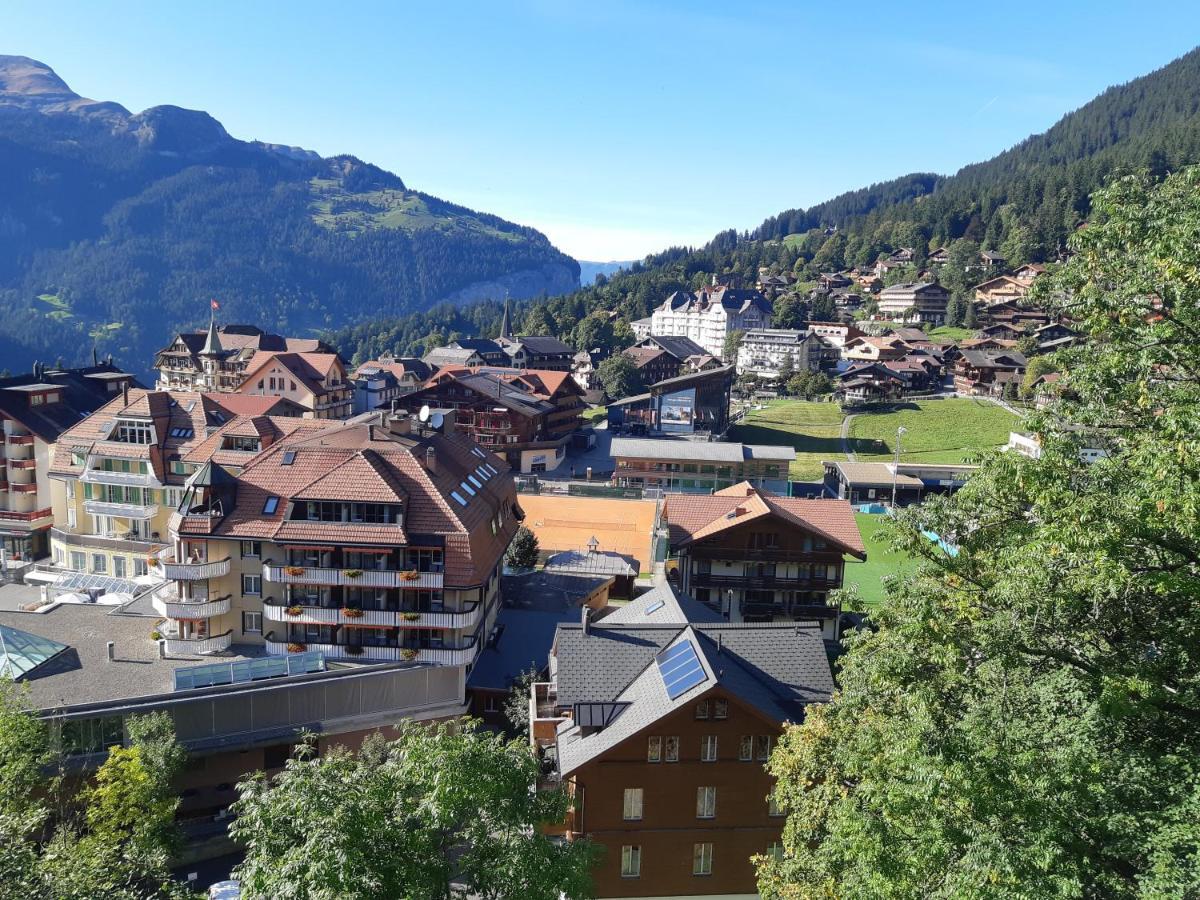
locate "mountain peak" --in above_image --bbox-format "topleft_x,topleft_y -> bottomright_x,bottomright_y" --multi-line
0,55 -> 76,99
0,54 -> 130,120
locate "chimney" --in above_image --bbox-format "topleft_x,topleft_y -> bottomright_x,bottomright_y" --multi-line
424,445 -> 437,473
106,641 -> 115,662
122,383 -> 129,407
581,605 -> 589,635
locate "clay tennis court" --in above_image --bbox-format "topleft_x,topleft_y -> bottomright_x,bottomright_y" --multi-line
517,494 -> 659,570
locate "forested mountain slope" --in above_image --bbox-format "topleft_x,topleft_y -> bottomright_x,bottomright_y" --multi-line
331,46 -> 1200,364
0,56 -> 578,374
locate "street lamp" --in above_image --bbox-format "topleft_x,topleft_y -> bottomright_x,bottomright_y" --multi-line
891,426 -> 907,508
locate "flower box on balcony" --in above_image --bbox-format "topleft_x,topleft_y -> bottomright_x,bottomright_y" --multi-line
341,607 -> 364,618
399,570 -> 420,582
400,612 -> 421,622
284,566 -> 306,576
342,569 -> 363,579
400,648 -> 419,661
285,605 -> 304,617
287,642 -> 307,653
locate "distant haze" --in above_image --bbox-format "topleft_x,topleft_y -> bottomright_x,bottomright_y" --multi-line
578,261 -> 636,285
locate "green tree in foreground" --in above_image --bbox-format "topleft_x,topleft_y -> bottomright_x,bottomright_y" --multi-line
758,168 -> 1200,899
0,687 -> 191,900
506,525 -> 541,570
232,720 -> 595,900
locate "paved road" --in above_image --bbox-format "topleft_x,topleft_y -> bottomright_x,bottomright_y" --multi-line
839,412 -> 858,461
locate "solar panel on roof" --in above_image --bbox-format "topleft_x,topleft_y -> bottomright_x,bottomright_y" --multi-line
644,599 -> 666,615
451,491 -> 467,506
655,640 -> 707,699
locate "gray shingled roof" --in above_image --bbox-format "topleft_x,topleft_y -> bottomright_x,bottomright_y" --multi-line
609,437 -> 795,463
598,584 -> 723,626
554,620 -> 833,775
467,608 -> 576,692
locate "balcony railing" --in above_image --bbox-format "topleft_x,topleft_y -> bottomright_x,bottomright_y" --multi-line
263,564 -> 443,590
264,639 -> 479,666
7,458 -> 37,470
153,593 -> 232,620
10,483 -> 38,494
159,557 -> 231,581
80,464 -> 161,488
263,600 -> 479,630
690,572 -> 842,589
7,434 -> 35,446
2,508 -> 53,523
160,630 -> 233,656
84,499 -> 155,519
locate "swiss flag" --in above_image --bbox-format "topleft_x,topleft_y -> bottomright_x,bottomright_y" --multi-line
211,299 -> 221,311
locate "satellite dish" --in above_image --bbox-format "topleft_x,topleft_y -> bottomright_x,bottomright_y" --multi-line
418,405 -> 431,423
430,412 -> 444,430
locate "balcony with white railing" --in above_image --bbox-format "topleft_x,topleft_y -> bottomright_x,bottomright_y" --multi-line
263,564 -> 443,590
152,592 -> 232,620
84,499 -> 156,520
263,601 -> 480,630
159,556 -> 231,581
264,639 -> 479,666
80,461 -> 162,488
160,630 -> 233,656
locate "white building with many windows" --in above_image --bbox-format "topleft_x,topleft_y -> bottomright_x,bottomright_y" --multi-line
649,284 -> 772,359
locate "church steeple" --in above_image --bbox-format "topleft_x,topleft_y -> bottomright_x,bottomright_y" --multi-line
498,298 -> 513,341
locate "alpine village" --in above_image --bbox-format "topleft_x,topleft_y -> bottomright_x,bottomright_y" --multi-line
0,26 -> 1198,900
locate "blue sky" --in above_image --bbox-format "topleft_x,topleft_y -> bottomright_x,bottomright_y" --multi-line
4,2 -> 1199,260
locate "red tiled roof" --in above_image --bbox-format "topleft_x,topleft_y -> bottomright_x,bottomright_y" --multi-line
664,483 -> 865,557
205,421 -> 520,586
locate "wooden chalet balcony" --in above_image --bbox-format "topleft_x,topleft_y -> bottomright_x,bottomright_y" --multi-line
152,591 -> 232,620
159,556 -> 231,581
690,572 -> 843,590
688,546 -> 845,563
739,601 -> 838,621
262,598 -> 480,629
263,563 -> 443,590
264,637 -> 479,666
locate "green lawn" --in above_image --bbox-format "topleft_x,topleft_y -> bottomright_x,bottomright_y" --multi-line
849,399 -> 1017,465
584,406 -> 607,425
728,399 -> 845,481
843,511 -> 919,606
927,325 -> 975,342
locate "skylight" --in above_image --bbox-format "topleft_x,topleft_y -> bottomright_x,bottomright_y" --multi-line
471,447 -> 486,459
475,466 -> 489,481
263,496 -> 280,515
644,599 -> 666,615
174,650 -> 325,692
468,475 -> 482,489
655,641 -> 708,699
281,450 -> 296,466
459,480 -> 476,496
450,491 -> 467,507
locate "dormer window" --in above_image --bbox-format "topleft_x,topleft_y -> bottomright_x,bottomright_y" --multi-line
221,436 -> 261,452
113,419 -> 154,444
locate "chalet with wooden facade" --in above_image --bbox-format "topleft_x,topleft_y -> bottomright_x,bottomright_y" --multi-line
531,586 -> 834,899
662,483 -> 864,640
